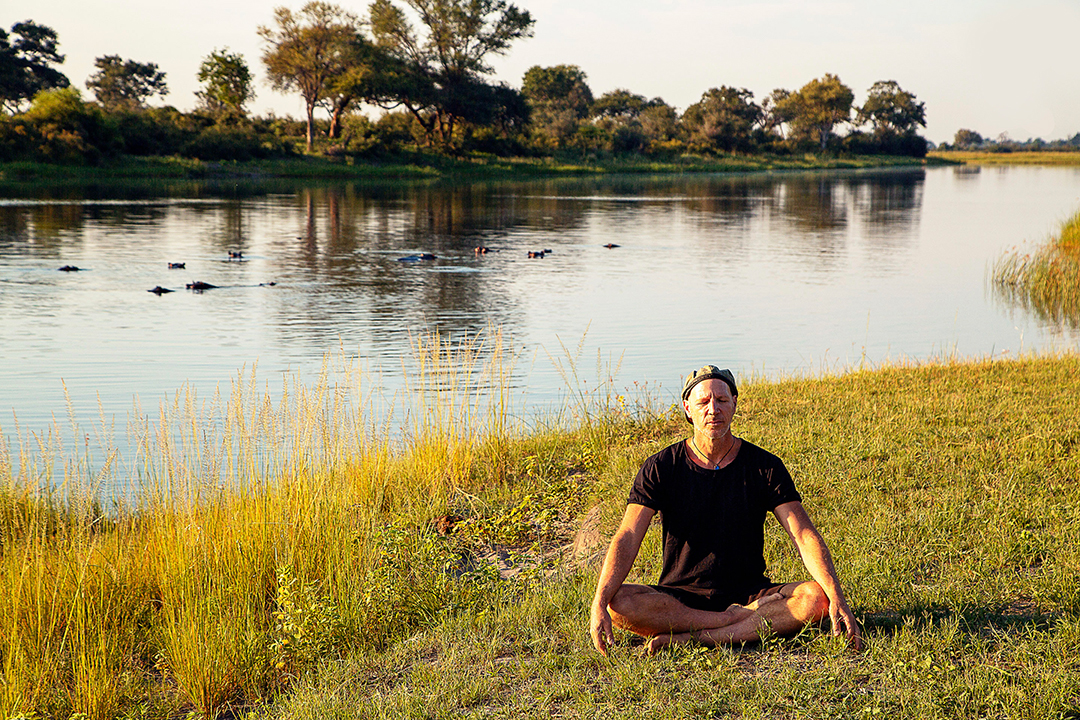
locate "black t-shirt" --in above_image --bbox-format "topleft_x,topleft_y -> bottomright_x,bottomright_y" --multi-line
627,439 -> 801,605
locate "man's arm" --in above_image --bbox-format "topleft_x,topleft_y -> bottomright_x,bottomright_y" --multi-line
773,500 -> 863,650
590,503 -> 656,655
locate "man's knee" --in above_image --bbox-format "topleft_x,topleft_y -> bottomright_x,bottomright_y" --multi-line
607,583 -> 651,616
791,581 -> 830,623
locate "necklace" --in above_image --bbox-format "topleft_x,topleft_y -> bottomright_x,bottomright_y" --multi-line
689,435 -> 738,470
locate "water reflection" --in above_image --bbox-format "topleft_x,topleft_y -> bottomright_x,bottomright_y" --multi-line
9,166 -> 1080,447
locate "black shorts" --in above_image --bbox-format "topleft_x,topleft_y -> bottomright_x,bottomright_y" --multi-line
650,581 -> 787,613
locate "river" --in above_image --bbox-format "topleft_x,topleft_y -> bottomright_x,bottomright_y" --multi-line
2,165 -> 1079,475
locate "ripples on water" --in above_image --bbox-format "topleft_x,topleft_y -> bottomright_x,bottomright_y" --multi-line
2,166 -> 1080,481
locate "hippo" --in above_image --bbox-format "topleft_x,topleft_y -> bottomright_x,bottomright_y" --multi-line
228,251 -> 243,259
168,262 -> 185,269
186,281 -> 218,291
527,250 -> 546,258
603,243 -> 620,249
58,265 -> 81,272
148,286 -> 174,295
474,246 -> 490,254
397,253 -> 437,262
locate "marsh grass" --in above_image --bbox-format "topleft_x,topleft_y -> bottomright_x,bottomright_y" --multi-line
993,209 -> 1080,328
2,344 -> 1080,719
930,150 -> 1080,166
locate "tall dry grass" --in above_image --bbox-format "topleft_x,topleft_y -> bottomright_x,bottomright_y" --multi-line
0,327 -> 606,719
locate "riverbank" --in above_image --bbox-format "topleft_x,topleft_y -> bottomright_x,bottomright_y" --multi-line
930,150 -> 1080,166
2,352 -> 1078,719
0,152 -> 941,189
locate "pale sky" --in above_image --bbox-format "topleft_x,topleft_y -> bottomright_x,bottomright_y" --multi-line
7,0 -> 1080,144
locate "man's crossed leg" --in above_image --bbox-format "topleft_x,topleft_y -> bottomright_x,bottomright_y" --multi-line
607,580 -> 830,654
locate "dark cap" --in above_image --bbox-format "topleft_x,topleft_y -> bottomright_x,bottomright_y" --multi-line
681,365 -> 738,401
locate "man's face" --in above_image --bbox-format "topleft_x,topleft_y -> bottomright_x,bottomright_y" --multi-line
683,379 -> 737,438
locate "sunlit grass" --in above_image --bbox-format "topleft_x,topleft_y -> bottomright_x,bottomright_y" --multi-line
993,209 -> 1080,328
931,150 -> 1080,166
2,340 -> 1079,718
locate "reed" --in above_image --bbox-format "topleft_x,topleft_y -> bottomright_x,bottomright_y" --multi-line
993,209 -> 1080,327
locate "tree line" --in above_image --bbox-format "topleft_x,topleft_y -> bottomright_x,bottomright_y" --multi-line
1,2 -> 934,165
941,128 -> 1080,153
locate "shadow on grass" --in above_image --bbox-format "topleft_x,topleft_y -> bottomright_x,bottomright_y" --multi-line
861,597 -> 1066,637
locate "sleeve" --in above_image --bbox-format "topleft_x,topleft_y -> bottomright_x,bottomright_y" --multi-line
626,452 -> 664,511
762,454 -> 801,510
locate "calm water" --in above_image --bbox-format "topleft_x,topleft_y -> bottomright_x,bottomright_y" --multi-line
2,165 -> 1080,450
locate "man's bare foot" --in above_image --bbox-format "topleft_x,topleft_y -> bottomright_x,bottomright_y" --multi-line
645,632 -> 691,655
746,590 -> 784,610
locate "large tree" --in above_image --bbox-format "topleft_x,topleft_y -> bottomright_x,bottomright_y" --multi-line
86,55 -> 168,112
856,80 -> 926,137
0,20 -> 69,113
680,86 -> 761,152
368,0 -> 534,149
196,48 -> 256,123
259,2 -> 362,150
778,73 -> 853,151
521,64 -> 591,150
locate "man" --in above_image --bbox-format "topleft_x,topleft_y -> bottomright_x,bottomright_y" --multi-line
590,365 -> 861,655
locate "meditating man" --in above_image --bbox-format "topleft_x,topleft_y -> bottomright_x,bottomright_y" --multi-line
590,365 -> 862,655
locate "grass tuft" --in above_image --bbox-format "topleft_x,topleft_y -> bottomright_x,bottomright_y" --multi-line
993,209 -> 1080,327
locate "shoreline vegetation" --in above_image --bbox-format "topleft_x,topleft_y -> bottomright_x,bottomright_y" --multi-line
993,209 -> 1080,328
930,150 -> 1080,166
5,150 -> 1080,190
0,152 -> 946,188
2,345 -> 1079,719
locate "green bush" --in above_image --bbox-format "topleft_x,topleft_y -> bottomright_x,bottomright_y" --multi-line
1,88 -> 120,164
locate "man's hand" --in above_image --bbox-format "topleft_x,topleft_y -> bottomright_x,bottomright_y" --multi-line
829,598 -> 863,651
590,602 -> 615,656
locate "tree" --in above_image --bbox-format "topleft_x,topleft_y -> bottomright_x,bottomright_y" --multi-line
638,101 -> 678,146
857,80 -> 926,137
196,48 -> 255,123
521,64 -> 592,150
368,0 -> 534,149
591,89 -> 650,123
760,88 -> 793,140
953,128 -> 983,148
259,2 -> 361,150
680,86 -> 761,152
778,73 -> 853,151
0,20 -> 69,113
86,55 -> 168,112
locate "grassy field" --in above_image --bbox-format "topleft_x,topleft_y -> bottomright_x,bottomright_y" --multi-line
2,346 -> 1079,719
0,152 -> 940,189
930,150 -> 1080,166
993,209 -> 1080,328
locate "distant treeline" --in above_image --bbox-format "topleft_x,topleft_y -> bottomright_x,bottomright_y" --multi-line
939,128 -> 1080,153
1,3 -> 935,165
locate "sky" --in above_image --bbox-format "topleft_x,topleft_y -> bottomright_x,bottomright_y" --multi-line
7,0 -> 1080,145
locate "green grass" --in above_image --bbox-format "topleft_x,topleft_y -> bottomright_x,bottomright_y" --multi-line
3,343 -> 1080,719
993,209 -> 1080,328
0,152 -> 937,190
930,150 -> 1080,166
